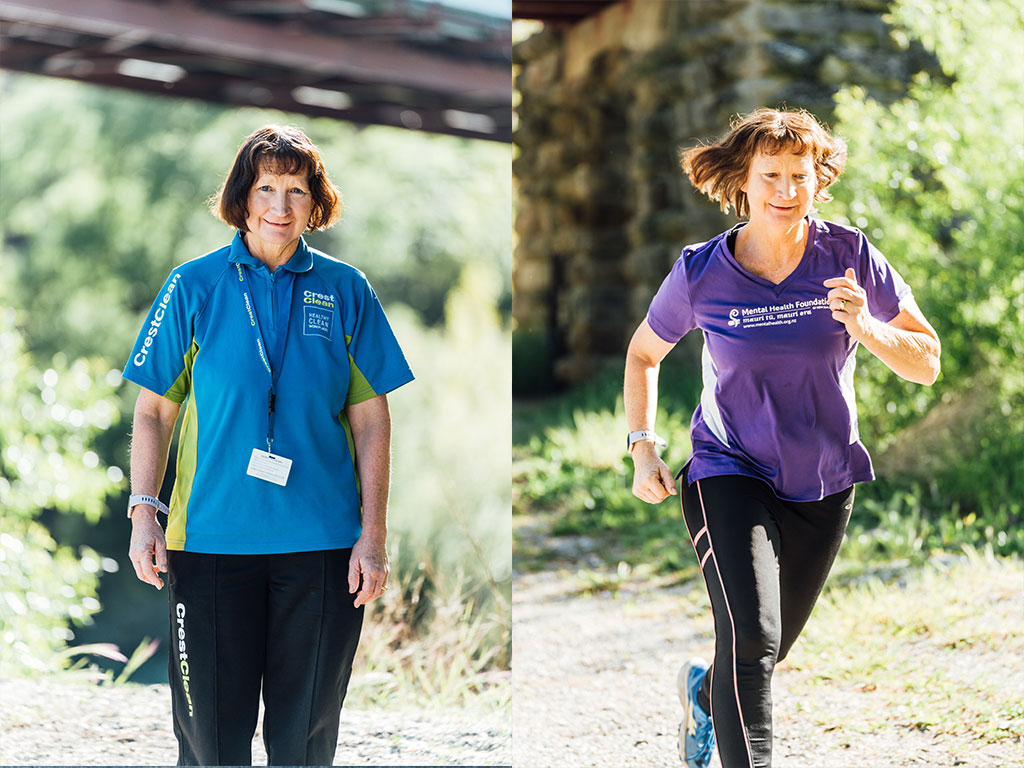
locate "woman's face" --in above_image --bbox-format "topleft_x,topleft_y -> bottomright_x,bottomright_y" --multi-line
244,165 -> 315,253
741,150 -> 816,227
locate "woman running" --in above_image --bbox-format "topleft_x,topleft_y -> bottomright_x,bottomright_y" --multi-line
623,108 -> 940,768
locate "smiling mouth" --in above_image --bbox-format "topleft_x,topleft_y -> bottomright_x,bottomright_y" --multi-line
770,204 -> 796,210
264,219 -> 290,227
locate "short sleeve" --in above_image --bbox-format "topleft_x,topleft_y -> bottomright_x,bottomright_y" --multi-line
342,278 -> 414,407
855,232 -> 913,323
122,269 -> 193,402
646,253 -> 696,343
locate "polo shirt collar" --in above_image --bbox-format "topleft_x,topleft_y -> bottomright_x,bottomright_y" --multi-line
227,231 -> 314,273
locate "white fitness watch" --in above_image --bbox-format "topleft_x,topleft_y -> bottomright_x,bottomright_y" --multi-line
627,430 -> 667,451
127,494 -> 170,519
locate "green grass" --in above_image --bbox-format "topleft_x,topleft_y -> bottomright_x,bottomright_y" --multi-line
791,549 -> 1023,748
513,360 -> 700,573
348,562 -> 510,711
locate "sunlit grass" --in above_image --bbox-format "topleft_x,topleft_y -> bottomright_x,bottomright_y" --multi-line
790,550 -> 1024,746
349,559 -> 510,711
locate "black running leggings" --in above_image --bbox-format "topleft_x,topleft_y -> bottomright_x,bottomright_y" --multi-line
678,468 -> 854,768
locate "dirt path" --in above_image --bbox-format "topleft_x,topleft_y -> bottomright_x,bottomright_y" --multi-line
512,522 -> 1020,768
0,677 -> 510,766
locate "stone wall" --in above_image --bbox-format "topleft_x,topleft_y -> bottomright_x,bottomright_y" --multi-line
513,0 -> 936,387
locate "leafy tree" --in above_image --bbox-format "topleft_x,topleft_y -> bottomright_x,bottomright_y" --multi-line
0,72 -> 511,363
828,0 -> 1024,516
0,308 -> 123,675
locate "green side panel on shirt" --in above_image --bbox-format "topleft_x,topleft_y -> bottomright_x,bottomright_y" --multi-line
337,409 -> 362,513
167,340 -> 200,550
163,340 -> 196,404
344,333 -> 379,406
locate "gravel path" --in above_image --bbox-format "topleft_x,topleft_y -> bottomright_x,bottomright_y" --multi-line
0,677 -> 510,766
512,534 -> 1019,768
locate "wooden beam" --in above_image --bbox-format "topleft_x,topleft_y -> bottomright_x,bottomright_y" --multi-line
0,35 -> 511,141
0,0 -> 511,102
512,0 -> 617,24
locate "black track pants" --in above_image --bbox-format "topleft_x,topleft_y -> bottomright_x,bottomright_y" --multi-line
678,469 -> 853,768
166,548 -> 364,766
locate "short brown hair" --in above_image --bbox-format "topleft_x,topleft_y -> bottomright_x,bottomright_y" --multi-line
212,125 -> 342,231
680,108 -> 847,218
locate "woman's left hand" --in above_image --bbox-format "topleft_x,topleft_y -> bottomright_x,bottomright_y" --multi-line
824,267 -> 875,342
348,532 -> 390,608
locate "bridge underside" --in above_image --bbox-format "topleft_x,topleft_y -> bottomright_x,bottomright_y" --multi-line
0,0 -> 512,142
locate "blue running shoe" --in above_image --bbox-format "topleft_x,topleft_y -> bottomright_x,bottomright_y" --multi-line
677,657 -> 718,768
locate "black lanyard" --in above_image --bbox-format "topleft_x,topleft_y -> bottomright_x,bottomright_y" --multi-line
233,262 -> 295,453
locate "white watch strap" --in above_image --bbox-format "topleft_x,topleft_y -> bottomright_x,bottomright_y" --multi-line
127,494 -> 170,519
627,430 -> 667,451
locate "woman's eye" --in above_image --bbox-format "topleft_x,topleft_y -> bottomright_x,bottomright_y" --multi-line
258,185 -> 272,192
290,189 -> 308,195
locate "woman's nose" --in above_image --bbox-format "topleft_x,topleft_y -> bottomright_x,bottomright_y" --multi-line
777,180 -> 796,199
270,192 -> 289,213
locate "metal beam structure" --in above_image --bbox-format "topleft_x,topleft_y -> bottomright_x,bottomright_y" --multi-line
0,0 -> 512,141
512,0 -> 616,27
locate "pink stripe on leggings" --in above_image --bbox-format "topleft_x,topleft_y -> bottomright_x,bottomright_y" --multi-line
693,525 -> 708,545
696,480 -> 755,768
700,547 -> 713,570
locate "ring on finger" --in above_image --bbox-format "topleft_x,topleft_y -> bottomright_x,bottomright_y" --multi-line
840,299 -> 847,310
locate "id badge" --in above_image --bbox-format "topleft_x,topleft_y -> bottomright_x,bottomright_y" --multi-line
247,449 -> 293,486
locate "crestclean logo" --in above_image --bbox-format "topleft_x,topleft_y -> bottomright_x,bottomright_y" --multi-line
133,273 -> 182,366
302,290 -> 336,340
243,291 -> 256,327
303,290 -> 336,309
235,264 -> 256,327
175,602 -> 195,718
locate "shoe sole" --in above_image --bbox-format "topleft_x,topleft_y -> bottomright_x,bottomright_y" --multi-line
677,657 -> 709,765
678,656 -> 708,706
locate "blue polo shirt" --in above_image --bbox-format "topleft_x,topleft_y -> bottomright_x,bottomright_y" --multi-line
123,233 -> 414,554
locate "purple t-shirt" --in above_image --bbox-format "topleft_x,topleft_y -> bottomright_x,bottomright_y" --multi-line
647,217 -> 912,501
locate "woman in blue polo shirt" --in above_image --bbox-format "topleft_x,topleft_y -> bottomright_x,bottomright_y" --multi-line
124,125 -> 414,766
624,108 -> 940,768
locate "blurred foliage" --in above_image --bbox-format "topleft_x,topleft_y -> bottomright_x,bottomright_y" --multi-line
513,359 -> 702,573
827,0 -> 1024,517
379,265 -> 511,707
0,73 -> 511,694
390,265 -> 511,586
511,328 -> 556,396
0,308 -> 123,675
0,72 -> 511,362
514,0 -> 1024,575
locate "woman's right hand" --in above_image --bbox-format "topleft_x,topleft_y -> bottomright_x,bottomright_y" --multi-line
128,507 -> 168,590
624,319 -> 678,504
630,443 -> 677,503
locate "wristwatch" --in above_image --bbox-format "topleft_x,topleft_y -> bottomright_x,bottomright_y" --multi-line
127,494 -> 170,519
627,430 -> 667,451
